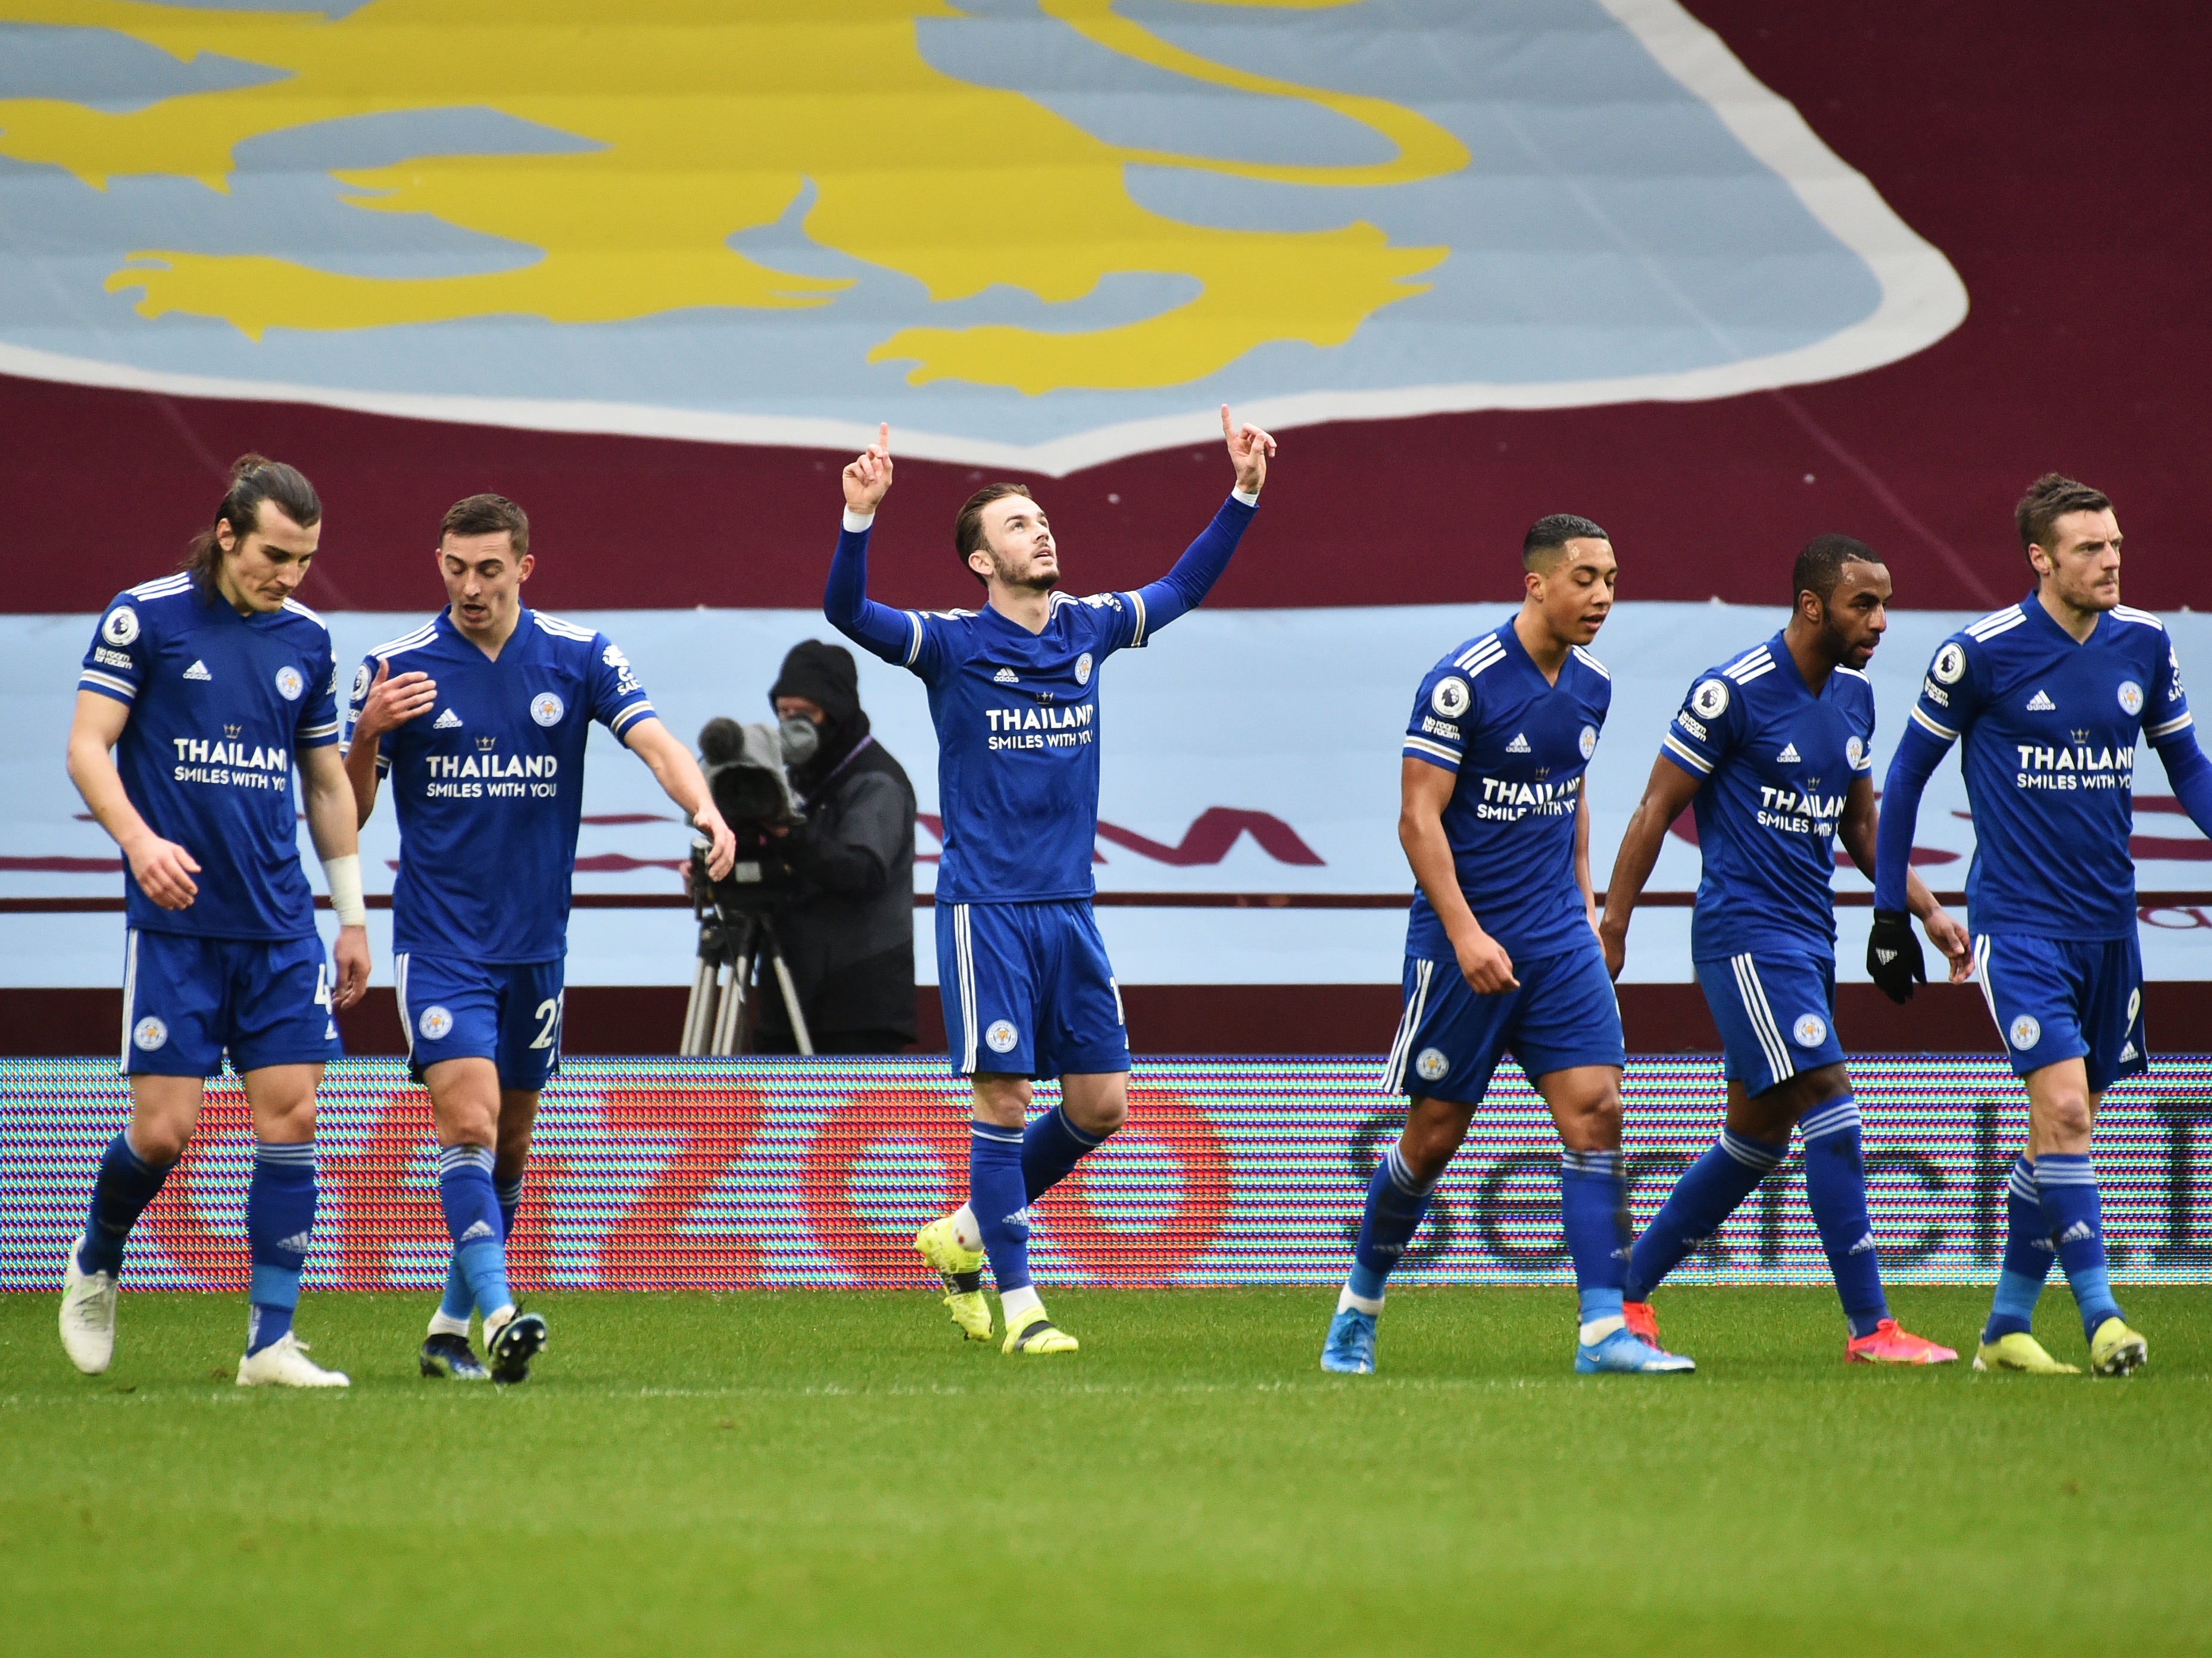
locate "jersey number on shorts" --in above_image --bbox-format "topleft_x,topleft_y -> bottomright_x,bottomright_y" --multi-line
529,994 -> 565,1051
313,964 -> 332,1010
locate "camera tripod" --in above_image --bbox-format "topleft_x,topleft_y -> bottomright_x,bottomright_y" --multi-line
680,903 -> 814,1056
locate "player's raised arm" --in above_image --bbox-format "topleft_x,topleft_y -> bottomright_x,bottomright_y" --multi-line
1119,405 -> 1278,644
824,423 -> 927,667
1597,753 -> 1703,979
66,689 -> 200,910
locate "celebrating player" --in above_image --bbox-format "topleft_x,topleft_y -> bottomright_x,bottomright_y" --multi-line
825,411 -> 1272,1355
1599,535 -> 1967,1363
344,494 -> 734,1382
1321,516 -> 1692,1376
1873,476 -> 2212,1375
61,455 -> 368,1387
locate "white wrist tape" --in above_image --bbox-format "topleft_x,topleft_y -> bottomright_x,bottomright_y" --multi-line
323,853 -> 367,926
1231,485 -> 1260,507
841,507 -> 876,533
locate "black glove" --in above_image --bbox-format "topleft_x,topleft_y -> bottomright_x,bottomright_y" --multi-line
1866,908 -> 1926,1004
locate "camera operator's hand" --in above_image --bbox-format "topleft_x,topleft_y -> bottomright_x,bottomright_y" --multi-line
694,800 -> 737,880
843,422 -> 894,515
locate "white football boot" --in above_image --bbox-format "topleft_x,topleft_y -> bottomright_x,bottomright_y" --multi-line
236,1332 -> 350,1388
59,1234 -> 118,1375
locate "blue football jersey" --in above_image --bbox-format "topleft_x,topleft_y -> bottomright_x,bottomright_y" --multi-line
1905,595 -> 2188,938
1659,632 -> 1876,960
79,574 -> 340,939
894,591 -> 1150,904
1401,623 -> 1610,961
346,608 -> 656,961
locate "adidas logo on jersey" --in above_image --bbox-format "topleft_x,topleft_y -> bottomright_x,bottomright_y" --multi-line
1506,733 -> 1531,754
2026,689 -> 2055,711
993,667 -> 1019,684
1776,742 -> 1801,763
432,708 -> 463,729
183,660 -> 211,681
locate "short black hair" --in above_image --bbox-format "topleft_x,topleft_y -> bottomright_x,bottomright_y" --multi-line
1522,513 -> 1608,569
1792,533 -> 1880,605
2015,473 -> 2111,559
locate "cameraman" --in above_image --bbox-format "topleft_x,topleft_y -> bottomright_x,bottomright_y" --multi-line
753,641 -> 918,1054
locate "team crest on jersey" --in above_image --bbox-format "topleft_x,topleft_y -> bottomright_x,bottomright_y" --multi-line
1579,724 -> 1598,760
1075,652 -> 1093,686
1414,1047 -> 1450,1082
1932,642 -> 1967,685
531,692 -> 565,726
1792,1014 -> 1827,1048
2118,680 -> 2144,716
1430,676 -> 1470,719
273,664 -> 304,701
132,1014 -> 167,1051
2008,1015 -> 2041,1051
1691,678 -> 1729,719
1846,735 -> 1865,768
351,665 -> 371,703
419,1004 -> 454,1041
984,1018 -> 1019,1054
101,605 -> 139,647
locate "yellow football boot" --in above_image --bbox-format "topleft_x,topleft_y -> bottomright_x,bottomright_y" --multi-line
1972,1332 -> 2081,1374
914,1214 -> 993,1342
2088,1316 -> 2148,1376
1003,1307 -> 1080,1356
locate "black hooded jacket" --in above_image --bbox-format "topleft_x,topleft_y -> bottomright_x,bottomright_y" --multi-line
754,641 -> 916,1045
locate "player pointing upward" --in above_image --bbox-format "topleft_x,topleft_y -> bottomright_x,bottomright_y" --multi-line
1874,475 -> 2212,1374
826,410 -> 1272,1354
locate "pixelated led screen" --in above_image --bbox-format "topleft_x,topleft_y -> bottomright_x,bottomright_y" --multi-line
4,1059 -> 2210,1291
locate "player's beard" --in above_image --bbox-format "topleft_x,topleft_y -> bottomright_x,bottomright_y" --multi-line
989,549 -> 1059,594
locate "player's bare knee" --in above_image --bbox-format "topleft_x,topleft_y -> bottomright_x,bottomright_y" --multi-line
1061,1073 -> 1128,1136
126,1116 -> 192,1166
971,1072 -> 1030,1129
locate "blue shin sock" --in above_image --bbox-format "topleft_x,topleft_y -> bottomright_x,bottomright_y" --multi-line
1983,1155 -> 2056,1342
2035,1153 -> 2123,1339
246,1141 -> 317,1354
78,1130 -> 173,1278
1561,1149 -> 1630,1329
1344,1147 -> 1437,1307
969,1123 -> 1032,1294
438,1146 -> 511,1320
441,1172 -> 525,1325
1023,1104 -> 1106,1203
1624,1130 -> 1781,1303
1799,1096 -> 1889,1338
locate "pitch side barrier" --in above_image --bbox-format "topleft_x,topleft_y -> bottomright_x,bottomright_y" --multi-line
4,1058 -> 2209,1290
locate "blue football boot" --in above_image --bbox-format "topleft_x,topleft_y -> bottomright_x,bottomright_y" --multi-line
1321,1307 -> 1377,1374
1575,1325 -> 1695,1374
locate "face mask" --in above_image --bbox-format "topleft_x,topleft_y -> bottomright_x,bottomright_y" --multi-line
778,716 -> 821,767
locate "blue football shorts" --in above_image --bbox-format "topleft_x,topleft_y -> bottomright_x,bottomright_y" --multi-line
120,928 -> 342,1078
1382,939 -> 1625,1105
937,898 -> 1128,1080
395,951 -> 566,1092
1693,950 -> 1848,1097
1973,931 -> 2146,1093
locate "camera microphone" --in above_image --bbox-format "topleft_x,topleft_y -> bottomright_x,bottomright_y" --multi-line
698,717 -> 746,767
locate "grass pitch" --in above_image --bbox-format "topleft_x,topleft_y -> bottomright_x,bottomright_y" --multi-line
3,1287 -> 2208,1657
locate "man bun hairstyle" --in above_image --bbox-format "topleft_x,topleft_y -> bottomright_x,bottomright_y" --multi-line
440,492 -> 530,556
1522,513 -> 1608,570
183,454 -> 321,586
1792,532 -> 1880,606
2015,473 -> 2111,560
954,483 -> 1033,585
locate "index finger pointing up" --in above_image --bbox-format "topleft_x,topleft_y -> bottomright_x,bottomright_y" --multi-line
875,421 -> 891,455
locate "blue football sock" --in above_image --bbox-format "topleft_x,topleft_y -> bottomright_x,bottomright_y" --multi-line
1983,1155 -> 2055,1342
969,1123 -> 1031,1293
497,1173 -> 524,1239
1799,1096 -> 1889,1338
246,1141 -> 317,1355
79,1130 -> 173,1278
2035,1153 -> 2123,1339
438,1146 -> 511,1319
1624,1129 -> 1780,1303
1346,1146 -> 1437,1304
1560,1148 -> 1630,1325
434,1171 -> 528,1324
1023,1104 -> 1106,1203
